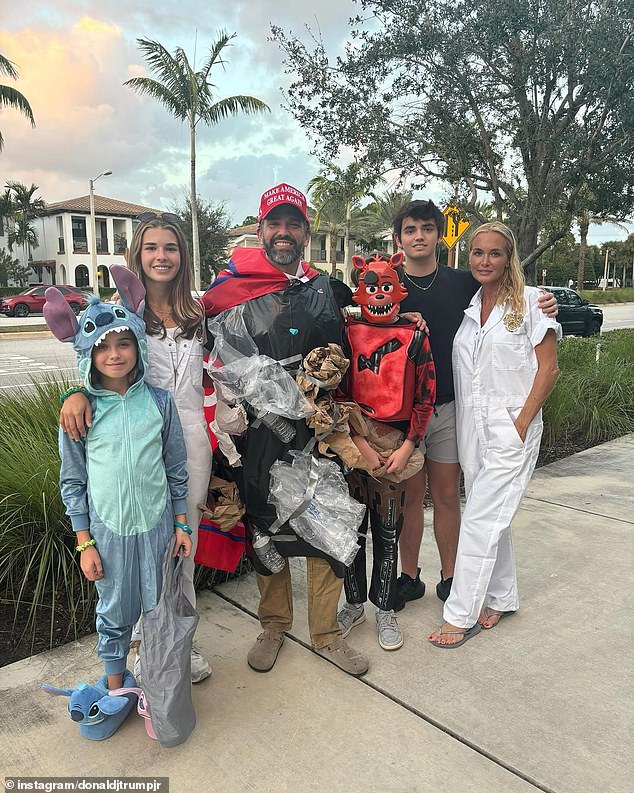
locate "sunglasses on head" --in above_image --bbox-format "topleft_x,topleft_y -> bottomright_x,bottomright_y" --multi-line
136,212 -> 181,224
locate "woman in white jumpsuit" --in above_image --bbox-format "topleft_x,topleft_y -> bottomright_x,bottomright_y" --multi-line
429,222 -> 561,648
60,215 -> 213,680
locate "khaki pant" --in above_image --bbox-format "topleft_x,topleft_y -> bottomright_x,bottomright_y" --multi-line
256,558 -> 343,649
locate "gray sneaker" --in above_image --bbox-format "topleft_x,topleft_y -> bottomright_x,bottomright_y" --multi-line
376,609 -> 403,650
191,647 -> 212,683
337,602 -> 365,638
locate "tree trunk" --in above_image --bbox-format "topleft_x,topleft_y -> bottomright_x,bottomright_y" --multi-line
577,212 -> 589,291
190,121 -> 201,292
330,231 -> 337,278
344,201 -> 351,283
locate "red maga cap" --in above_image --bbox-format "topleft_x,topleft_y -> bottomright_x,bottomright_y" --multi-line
258,183 -> 309,223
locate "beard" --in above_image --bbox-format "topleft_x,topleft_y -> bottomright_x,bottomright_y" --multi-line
263,236 -> 304,266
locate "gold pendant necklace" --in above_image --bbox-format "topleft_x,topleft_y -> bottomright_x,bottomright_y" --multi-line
404,267 -> 439,291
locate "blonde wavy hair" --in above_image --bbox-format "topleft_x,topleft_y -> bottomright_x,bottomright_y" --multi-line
127,217 -> 203,339
469,221 -> 525,314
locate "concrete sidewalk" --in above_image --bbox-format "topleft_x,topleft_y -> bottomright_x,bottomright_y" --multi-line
1,436 -> 632,793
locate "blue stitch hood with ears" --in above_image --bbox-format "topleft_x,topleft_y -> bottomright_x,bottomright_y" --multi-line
43,265 -> 149,394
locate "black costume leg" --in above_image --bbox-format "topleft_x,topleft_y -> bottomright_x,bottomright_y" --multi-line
367,479 -> 406,610
343,471 -> 370,605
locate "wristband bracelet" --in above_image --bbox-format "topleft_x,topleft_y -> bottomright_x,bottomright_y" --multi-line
76,538 -> 96,553
60,386 -> 90,406
174,521 -> 192,535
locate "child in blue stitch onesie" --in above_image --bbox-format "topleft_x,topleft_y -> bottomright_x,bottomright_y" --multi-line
45,265 -> 191,700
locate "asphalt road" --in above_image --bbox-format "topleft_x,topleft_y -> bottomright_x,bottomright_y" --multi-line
0,302 -> 632,395
599,301 -> 634,331
0,336 -> 77,391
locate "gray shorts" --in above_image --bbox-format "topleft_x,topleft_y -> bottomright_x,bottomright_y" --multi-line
419,401 -> 459,464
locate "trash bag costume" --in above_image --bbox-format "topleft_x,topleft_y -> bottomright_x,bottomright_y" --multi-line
342,253 -> 436,611
46,266 -> 188,681
202,246 -> 355,577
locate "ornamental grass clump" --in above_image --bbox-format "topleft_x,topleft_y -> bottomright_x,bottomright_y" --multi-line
542,329 -> 634,447
0,377 -> 96,652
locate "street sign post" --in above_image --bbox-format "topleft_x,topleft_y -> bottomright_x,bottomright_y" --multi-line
442,204 -> 470,250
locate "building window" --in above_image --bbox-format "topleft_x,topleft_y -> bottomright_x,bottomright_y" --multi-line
75,264 -> 90,288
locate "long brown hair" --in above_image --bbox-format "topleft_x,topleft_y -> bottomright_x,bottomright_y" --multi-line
127,217 -> 203,339
469,221 -> 525,314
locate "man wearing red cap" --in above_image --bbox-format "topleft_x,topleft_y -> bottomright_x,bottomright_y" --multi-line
202,184 -> 369,677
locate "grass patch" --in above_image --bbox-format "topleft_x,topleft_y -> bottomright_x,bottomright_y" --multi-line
579,288 -> 634,304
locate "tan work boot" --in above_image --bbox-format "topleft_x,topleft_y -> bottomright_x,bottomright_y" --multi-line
314,637 -> 369,676
247,629 -> 285,672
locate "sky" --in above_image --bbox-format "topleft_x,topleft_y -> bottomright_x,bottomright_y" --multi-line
0,1 -> 631,245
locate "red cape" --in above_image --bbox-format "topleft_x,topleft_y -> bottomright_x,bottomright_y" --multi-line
201,248 -> 320,316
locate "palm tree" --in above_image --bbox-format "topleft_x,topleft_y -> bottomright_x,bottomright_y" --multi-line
0,52 -> 35,151
360,188 -> 413,248
576,209 -> 628,290
310,197 -> 369,278
308,162 -> 380,279
124,33 -> 269,290
5,181 -> 45,267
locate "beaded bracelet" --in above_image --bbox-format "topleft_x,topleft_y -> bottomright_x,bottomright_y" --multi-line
76,538 -> 96,553
174,521 -> 192,535
60,386 -> 90,406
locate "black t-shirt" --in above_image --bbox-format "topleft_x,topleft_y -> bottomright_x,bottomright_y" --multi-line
399,266 -> 479,403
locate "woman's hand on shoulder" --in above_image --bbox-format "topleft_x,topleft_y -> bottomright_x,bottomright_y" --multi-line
60,392 -> 92,441
537,290 -> 558,318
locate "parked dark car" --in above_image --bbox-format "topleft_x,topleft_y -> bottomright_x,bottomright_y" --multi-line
546,287 -> 603,337
0,285 -> 88,318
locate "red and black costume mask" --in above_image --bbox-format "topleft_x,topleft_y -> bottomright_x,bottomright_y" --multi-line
352,253 -> 407,324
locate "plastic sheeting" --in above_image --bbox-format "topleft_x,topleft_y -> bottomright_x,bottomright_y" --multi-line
268,450 -> 364,567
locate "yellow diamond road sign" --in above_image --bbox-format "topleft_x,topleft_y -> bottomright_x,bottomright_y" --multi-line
442,204 -> 470,249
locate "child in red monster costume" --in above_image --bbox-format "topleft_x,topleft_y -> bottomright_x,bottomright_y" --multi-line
338,252 -> 436,650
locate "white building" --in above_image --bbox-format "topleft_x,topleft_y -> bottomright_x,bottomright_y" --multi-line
2,195 -> 162,289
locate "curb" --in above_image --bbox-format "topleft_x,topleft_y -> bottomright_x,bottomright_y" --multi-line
0,329 -> 52,340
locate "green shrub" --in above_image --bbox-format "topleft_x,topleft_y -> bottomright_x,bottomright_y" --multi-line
542,330 -> 634,446
0,378 -> 96,649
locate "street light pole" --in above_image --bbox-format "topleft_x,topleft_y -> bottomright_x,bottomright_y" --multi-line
602,247 -> 612,291
89,169 -> 112,296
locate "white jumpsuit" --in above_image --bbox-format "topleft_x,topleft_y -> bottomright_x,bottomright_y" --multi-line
444,287 -> 561,629
145,324 -> 213,607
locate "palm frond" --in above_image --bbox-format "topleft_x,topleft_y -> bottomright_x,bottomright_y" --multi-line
123,76 -> 186,119
202,95 -> 269,124
200,31 -> 235,79
0,85 -> 35,125
0,53 -> 18,79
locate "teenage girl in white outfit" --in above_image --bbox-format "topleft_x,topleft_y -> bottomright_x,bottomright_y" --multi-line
428,221 -> 561,648
60,213 -> 213,681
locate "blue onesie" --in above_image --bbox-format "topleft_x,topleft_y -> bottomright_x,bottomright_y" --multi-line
47,267 -> 188,676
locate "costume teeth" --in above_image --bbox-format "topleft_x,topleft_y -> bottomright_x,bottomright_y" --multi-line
95,325 -> 130,346
368,303 -> 393,315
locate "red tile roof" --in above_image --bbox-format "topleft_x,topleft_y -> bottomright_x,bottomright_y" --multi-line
43,194 -> 164,217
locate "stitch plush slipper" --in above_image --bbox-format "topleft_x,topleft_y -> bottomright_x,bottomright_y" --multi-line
428,623 -> 481,648
478,607 -> 515,630
42,669 -> 138,741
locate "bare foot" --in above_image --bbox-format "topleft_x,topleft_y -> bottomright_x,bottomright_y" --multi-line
478,607 -> 512,629
428,622 -> 474,646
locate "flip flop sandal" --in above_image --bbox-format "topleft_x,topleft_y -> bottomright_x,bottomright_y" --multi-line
479,608 -> 515,630
429,623 -> 481,649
